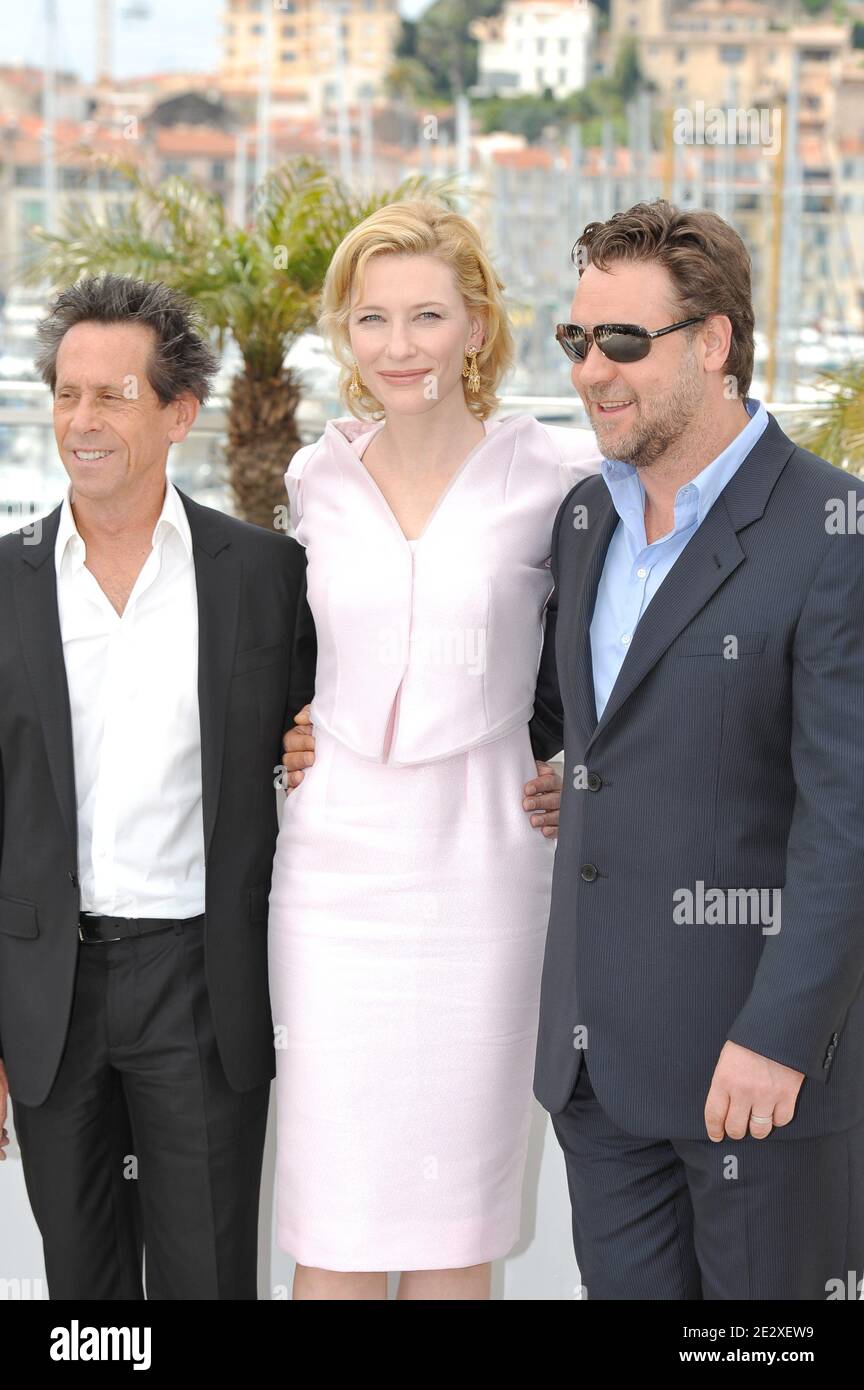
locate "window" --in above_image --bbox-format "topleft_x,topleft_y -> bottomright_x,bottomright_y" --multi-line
20,199 -> 45,225
101,169 -> 133,190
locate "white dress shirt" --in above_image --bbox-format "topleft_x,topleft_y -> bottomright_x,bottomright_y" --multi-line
54,479 -> 206,917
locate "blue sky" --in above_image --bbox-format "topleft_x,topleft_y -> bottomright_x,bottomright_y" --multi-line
1,0 -> 432,82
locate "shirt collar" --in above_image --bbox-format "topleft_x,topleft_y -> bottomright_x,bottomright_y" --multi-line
54,477 -> 193,574
601,397 -> 769,539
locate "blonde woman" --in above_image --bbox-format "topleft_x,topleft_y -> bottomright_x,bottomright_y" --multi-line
268,199 -> 602,1299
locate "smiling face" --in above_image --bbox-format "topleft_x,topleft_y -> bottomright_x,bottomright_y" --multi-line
568,259 -> 709,468
347,252 -> 485,416
53,320 -> 198,504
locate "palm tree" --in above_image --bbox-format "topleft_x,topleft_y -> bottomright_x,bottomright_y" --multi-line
26,154 -> 463,527
793,365 -> 864,477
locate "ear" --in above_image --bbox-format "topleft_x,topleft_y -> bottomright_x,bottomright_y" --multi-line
469,311 -> 487,349
701,313 -> 734,373
166,391 -> 200,445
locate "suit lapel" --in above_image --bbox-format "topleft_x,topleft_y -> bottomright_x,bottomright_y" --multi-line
14,489 -> 242,866
569,414 -> 796,755
15,506 -> 78,847
585,501 -> 745,753
563,485 -> 618,738
176,488 -> 241,860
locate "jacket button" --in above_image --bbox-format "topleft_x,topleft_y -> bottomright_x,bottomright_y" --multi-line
586,772 -> 602,792
831,1032 -> 839,1044
68,871 -> 78,887
580,863 -> 599,882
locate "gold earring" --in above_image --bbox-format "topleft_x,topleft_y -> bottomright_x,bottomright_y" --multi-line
462,344 -> 480,393
349,360 -> 363,397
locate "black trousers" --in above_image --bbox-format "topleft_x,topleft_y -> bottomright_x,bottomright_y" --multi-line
551,1053 -> 864,1300
11,919 -> 270,1300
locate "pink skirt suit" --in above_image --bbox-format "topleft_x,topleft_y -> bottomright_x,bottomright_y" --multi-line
267,411 -> 602,1270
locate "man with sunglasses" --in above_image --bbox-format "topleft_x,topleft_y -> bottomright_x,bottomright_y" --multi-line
530,199 -> 864,1300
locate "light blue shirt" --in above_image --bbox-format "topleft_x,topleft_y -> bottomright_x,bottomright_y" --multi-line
590,397 -> 769,719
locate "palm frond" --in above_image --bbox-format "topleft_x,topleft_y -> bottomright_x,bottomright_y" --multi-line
793,366 -> 864,474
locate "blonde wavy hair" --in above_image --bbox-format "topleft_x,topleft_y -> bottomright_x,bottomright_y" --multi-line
317,198 -> 516,422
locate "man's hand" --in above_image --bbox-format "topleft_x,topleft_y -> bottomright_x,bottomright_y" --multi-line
282,722 -> 563,839
523,761 -> 562,838
0,1059 -> 10,1162
704,1040 -> 805,1141
281,705 -> 315,790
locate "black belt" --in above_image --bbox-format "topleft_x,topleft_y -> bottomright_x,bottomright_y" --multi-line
78,912 -> 205,943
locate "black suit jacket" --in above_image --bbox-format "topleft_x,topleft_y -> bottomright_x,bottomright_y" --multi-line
0,487 -> 316,1106
529,414 -> 864,1139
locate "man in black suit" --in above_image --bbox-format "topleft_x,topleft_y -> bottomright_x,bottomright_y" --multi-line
0,275 -> 315,1298
530,201 -> 864,1299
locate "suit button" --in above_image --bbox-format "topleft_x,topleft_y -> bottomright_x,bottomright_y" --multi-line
580,864 -> 599,882
832,1032 -> 839,1044
586,772 -> 602,792
68,871 -> 78,887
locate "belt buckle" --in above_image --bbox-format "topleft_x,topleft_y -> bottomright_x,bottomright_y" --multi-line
79,914 -> 123,944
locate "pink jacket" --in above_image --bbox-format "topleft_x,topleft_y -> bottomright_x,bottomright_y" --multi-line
285,411 -> 602,765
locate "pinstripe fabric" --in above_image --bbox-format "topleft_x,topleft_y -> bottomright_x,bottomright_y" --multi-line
551,1054 -> 864,1300
529,414 -> 864,1141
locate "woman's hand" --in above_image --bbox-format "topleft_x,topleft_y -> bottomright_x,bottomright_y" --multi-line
281,705 -> 316,791
523,760 -> 562,837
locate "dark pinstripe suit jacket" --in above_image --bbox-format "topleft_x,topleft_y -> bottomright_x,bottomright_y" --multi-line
529,413 -> 864,1139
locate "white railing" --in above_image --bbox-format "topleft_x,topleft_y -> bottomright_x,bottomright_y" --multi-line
0,386 -> 847,535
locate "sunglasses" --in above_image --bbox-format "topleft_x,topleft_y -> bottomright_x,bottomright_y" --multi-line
554,316 -> 707,364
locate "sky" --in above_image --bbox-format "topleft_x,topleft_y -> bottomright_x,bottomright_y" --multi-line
0,0 -> 433,82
